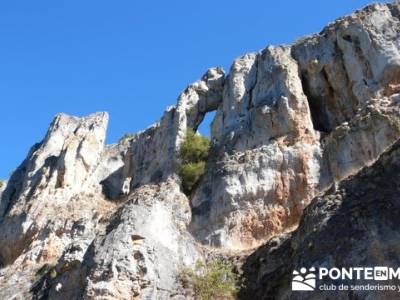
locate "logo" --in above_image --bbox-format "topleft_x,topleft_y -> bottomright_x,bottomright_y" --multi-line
292,267 -> 316,291
374,267 -> 388,280
291,266 -> 400,292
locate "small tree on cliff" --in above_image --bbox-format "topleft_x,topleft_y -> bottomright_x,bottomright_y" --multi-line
180,259 -> 239,300
179,129 -> 210,195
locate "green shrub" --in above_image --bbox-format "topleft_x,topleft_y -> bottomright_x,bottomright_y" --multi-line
179,162 -> 206,194
181,259 -> 239,300
0,180 -> 4,189
180,129 -> 210,164
179,129 -> 210,194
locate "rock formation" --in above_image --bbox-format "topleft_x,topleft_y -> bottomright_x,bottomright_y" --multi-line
240,137 -> 400,300
0,2 -> 399,299
191,1 -> 400,249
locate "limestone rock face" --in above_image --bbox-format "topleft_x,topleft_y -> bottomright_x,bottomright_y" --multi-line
190,1 -> 400,250
99,67 -> 225,199
83,180 -> 199,300
0,68 -> 224,300
190,46 -> 322,250
0,112 -> 108,265
240,138 -> 400,300
0,2 -> 400,300
0,112 -> 112,299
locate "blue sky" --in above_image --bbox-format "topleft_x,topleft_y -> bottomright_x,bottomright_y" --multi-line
0,0 -> 382,178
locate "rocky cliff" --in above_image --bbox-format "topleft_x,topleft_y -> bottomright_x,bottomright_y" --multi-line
1,2 -> 400,299
240,133 -> 400,300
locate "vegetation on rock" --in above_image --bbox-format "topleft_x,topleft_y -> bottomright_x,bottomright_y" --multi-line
179,129 -> 210,195
181,259 -> 239,300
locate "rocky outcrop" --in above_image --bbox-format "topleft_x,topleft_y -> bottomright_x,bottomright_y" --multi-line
99,67 -> 224,199
83,180 -> 199,299
0,68 -> 224,299
0,112 -> 109,266
190,46 -> 322,249
0,112 -> 112,299
0,2 -> 400,299
240,136 -> 400,300
190,1 -> 400,249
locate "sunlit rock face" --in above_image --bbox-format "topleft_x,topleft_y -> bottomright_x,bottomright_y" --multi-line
0,112 -> 109,266
240,138 -> 400,300
190,2 -> 400,250
1,2 -> 400,299
0,112 -> 113,299
0,68 -> 225,299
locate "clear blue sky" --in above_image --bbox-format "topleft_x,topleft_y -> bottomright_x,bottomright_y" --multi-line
0,0 -> 382,178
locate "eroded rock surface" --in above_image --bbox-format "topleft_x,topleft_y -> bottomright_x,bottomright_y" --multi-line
0,68 -> 224,300
190,1 -> 400,249
0,2 -> 400,299
240,137 -> 400,300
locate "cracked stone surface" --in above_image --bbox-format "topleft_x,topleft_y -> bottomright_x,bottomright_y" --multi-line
190,1 -> 400,250
240,137 -> 400,300
0,2 -> 400,299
